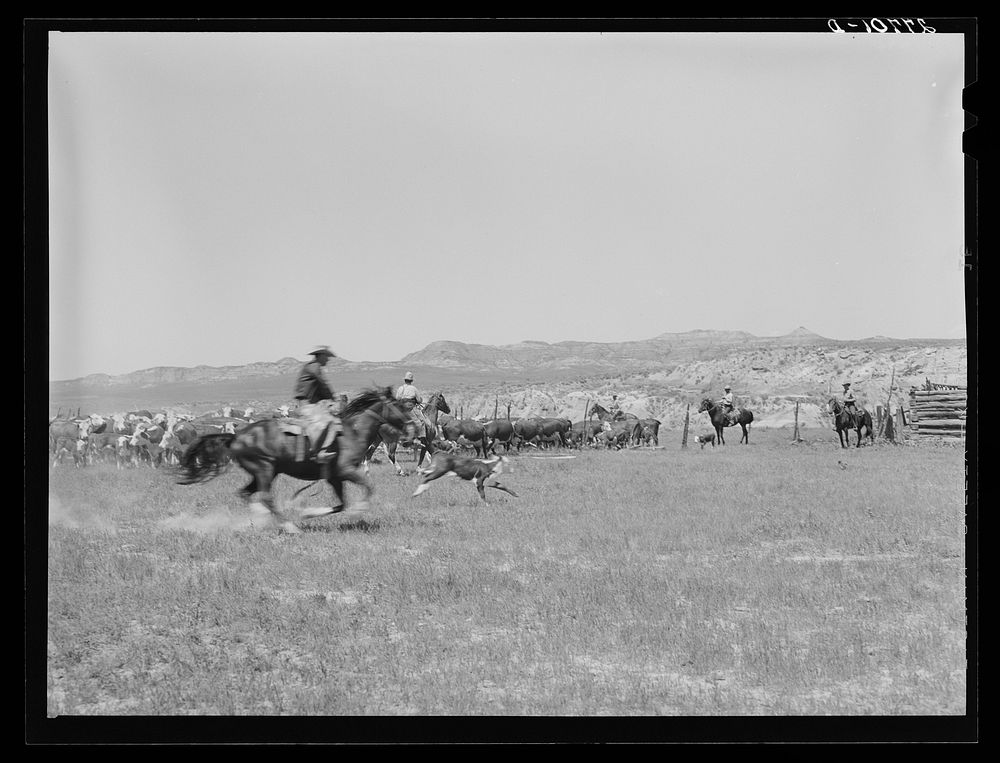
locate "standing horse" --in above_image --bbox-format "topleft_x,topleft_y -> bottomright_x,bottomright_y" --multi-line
828,399 -> 874,448
698,398 -> 754,445
364,391 -> 451,476
176,388 -> 415,531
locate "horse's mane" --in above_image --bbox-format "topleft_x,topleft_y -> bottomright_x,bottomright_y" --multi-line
340,387 -> 393,419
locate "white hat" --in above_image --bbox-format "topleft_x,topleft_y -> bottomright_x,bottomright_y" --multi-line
404,372 -> 414,381
309,345 -> 336,357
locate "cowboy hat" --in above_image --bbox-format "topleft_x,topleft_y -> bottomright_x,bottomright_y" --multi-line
724,386 -> 731,390
404,372 -> 414,382
842,382 -> 851,388
309,345 -> 336,357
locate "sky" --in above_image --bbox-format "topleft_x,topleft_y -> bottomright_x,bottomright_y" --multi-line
45,28 -> 969,380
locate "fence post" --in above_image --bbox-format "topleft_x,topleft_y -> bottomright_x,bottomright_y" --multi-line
494,397 -> 498,421
792,401 -> 801,443
877,366 -> 896,438
682,404 -> 690,449
884,406 -> 895,442
895,406 -> 906,442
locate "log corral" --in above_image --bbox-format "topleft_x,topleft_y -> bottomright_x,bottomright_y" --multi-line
907,381 -> 967,443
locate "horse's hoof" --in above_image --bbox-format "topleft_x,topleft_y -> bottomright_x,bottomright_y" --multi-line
300,505 -> 337,519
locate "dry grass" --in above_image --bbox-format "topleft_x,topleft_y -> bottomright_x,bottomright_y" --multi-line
40,429 -> 969,727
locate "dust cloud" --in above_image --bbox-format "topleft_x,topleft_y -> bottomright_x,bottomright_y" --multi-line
48,494 -> 117,533
156,505 -> 271,533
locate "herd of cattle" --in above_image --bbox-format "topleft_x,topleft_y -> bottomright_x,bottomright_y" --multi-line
47,407 -> 254,469
47,403 -> 666,469
435,411 -> 661,458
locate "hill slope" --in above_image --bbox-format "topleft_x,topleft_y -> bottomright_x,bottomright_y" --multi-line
48,329 -> 968,431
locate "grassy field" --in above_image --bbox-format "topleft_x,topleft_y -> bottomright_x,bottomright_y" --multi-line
39,428 -> 970,730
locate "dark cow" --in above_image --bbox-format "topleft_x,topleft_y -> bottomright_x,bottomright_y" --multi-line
512,417 -> 572,450
536,418 -> 572,448
171,421 -> 201,446
483,419 -> 516,454
439,414 -> 489,458
512,418 -> 543,450
636,418 -> 661,446
571,420 -> 604,448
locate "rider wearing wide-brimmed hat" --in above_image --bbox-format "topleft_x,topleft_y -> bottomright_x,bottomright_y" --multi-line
293,346 -> 340,463
842,382 -> 858,413
396,371 -> 429,438
608,394 -> 625,421
719,385 -> 737,423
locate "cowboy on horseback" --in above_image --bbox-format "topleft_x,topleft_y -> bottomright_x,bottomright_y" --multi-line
608,395 -> 626,421
720,386 -> 737,425
396,372 -> 430,441
293,346 -> 342,464
842,382 -> 859,424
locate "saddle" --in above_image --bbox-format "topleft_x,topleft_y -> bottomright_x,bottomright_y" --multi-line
278,415 -> 343,462
846,408 -> 866,427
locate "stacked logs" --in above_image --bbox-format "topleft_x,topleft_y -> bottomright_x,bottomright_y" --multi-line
908,385 -> 967,442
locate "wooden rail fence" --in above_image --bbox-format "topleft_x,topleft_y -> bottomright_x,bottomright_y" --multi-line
907,381 -> 967,442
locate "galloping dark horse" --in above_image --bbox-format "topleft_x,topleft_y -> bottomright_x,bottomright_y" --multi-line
698,398 -> 754,445
365,391 -> 450,476
828,398 -> 874,448
176,388 -> 415,531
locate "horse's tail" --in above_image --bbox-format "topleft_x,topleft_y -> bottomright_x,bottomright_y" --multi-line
175,433 -> 236,484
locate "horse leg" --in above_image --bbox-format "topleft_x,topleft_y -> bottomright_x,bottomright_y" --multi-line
338,465 -> 374,516
296,469 -> 346,519
328,475 -> 346,513
415,437 -> 435,468
244,460 -> 300,533
717,425 -> 725,446
386,440 -> 407,476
